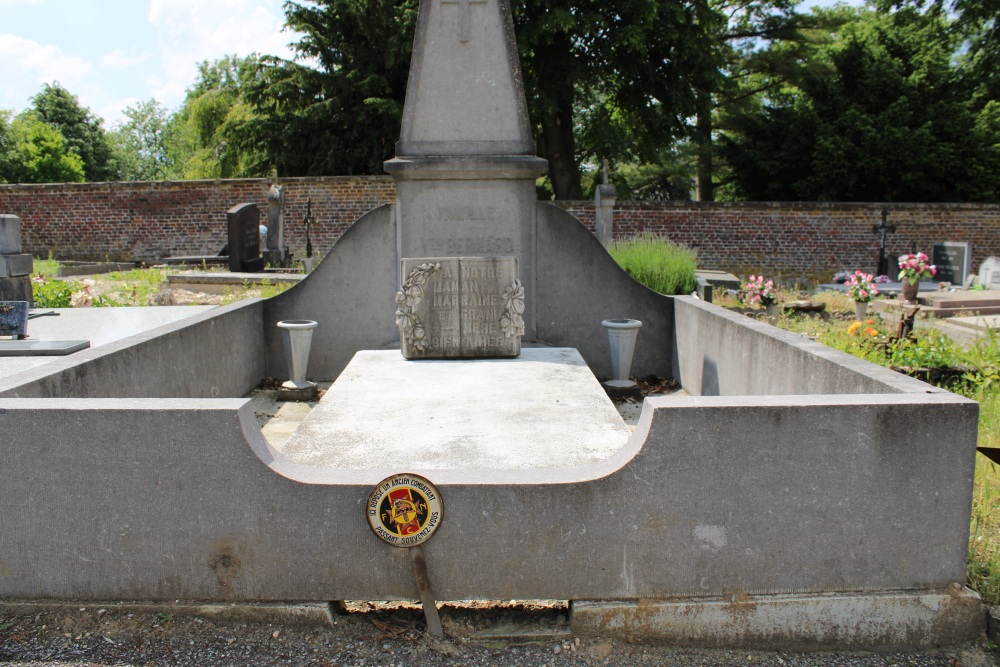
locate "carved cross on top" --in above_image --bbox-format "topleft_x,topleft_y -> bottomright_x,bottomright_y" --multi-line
440,0 -> 487,43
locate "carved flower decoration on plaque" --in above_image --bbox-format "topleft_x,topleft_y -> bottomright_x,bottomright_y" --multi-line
499,279 -> 525,338
395,262 -> 440,352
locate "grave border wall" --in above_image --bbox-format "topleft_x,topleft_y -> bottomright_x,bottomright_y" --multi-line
0,299 -> 265,399
2,177 -> 999,284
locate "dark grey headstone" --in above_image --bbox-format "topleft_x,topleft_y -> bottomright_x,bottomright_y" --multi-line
396,256 -> 522,359
226,203 -> 266,273
0,301 -> 29,338
932,242 -> 971,285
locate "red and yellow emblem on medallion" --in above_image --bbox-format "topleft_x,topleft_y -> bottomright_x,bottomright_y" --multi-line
367,474 -> 443,547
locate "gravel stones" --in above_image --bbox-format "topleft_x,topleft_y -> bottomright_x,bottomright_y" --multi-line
1,603 -> 995,667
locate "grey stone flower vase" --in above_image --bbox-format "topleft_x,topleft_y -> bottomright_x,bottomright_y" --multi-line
277,319 -> 318,400
601,319 -> 642,388
854,301 -> 869,321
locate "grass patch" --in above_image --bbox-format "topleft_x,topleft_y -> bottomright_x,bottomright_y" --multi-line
97,267 -> 167,306
609,233 -> 697,295
32,255 -> 61,278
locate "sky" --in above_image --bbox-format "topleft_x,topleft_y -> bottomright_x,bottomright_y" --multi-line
0,0 -> 302,128
0,0 -> 850,130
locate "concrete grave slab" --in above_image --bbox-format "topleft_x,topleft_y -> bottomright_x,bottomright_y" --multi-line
0,305 -> 216,386
0,340 -> 89,356
281,347 -> 630,470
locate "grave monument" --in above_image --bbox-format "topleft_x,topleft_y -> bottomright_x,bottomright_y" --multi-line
0,214 -> 33,304
0,0 -> 989,650
227,203 -> 266,273
264,183 -> 292,268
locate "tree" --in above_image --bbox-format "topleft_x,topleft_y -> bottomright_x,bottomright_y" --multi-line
109,99 -> 173,181
7,114 -> 85,183
513,0 -> 725,199
30,82 -> 116,181
229,0 -> 731,199
167,55 -> 267,179
231,0 -> 417,178
721,7 -> 1000,202
0,110 -> 15,183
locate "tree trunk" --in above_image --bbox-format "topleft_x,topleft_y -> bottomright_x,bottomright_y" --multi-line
694,90 -> 713,202
541,102 -> 583,200
530,30 -> 583,201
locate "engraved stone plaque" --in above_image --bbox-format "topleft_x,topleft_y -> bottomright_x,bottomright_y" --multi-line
396,257 -> 523,358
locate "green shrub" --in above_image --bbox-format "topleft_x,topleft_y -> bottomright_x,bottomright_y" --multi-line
609,233 -> 697,295
31,277 -> 73,308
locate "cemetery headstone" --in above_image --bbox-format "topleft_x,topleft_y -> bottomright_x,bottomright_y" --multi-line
0,301 -> 29,339
932,242 -> 971,286
383,0 -> 547,339
395,256 -> 523,358
977,256 -> 1000,289
0,215 -> 34,305
264,183 -> 291,268
226,203 -> 266,273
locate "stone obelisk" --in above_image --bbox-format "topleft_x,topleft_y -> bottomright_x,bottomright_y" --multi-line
384,0 -> 547,339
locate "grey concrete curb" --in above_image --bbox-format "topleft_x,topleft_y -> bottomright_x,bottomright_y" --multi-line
0,600 -> 335,627
571,588 -> 986,652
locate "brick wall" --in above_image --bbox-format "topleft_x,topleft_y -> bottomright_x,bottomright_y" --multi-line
559,200 -> 1000,284
0,176 -> 395,264
2,177 -> 998,284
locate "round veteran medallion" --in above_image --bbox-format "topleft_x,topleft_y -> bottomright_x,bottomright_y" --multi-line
367,474 -> 443,547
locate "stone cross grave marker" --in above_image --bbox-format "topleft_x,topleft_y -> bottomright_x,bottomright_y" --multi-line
932,242 -> 972,286
395,256 -> 523,358
264,183 -> 291,268
226,203 -> 266,273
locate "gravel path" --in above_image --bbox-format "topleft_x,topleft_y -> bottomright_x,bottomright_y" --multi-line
2,602 -> 997,667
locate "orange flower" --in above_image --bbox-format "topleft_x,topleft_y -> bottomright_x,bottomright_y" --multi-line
848,322 -> 861,336
865,327 -> 878,337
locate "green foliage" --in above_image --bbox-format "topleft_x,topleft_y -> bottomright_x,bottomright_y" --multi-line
9,115 -> 85,183
230,1 -> 417,178
30,277 -> 73,308
109,99 -> 173,181
885,327 -> 962,368
101,267 -> 167,306
0,109 -> 15,183
168,56 -> 267,179
30,82 -> 116,182
608,233 -> 698,295
722,7 -> 1000,202
32,255 -> 61,277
